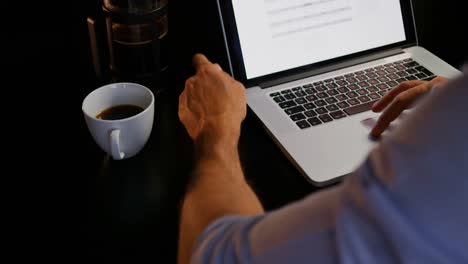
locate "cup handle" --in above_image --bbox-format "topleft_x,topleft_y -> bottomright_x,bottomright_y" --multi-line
110,129 -> 125,160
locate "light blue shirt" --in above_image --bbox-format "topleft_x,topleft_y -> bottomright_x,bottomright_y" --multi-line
191,66 -> 468,264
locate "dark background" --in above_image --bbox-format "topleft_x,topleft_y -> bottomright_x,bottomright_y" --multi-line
6,0 -> 466,260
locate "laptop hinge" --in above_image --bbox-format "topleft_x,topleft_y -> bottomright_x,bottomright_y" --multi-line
259,48 -> 404,89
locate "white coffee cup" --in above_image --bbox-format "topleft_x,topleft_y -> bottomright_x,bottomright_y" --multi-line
82,82 -> 155,160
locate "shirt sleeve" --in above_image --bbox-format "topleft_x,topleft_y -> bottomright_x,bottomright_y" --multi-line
190,68 -> 468,264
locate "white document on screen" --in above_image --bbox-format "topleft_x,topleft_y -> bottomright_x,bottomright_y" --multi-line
231,0 -> 406,79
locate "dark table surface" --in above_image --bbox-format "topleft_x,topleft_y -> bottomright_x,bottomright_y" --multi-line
8,0 -> 466,261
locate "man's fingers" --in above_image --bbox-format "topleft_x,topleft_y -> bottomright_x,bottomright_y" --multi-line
178,89 -> 188,119
371,91 -> 413,137
372,80 -> 425,112
185,76 -> 195,89
193,54 -> 212,72
371,82 -> 434,138
213,63 -> 223,72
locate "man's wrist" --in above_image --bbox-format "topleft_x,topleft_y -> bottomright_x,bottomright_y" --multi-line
194,118 -> 241,157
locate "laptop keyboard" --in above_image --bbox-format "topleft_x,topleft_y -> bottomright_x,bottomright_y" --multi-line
270,58 -> 436,129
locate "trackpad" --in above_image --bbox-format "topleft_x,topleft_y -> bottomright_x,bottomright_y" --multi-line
361,114 -> 408,140
361,117 -> 379,130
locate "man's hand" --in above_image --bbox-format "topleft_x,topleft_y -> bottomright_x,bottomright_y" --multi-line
370,76 -> 448,138
178,54 -> 263,264
179,54 -> 246,146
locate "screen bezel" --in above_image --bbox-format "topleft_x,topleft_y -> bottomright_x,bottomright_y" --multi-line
218,0 -> 417,87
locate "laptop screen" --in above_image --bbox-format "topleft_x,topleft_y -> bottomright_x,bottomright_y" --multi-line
231,0 -> 407,79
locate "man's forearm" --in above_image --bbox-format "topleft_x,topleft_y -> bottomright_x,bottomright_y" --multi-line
178,126 -> 264,264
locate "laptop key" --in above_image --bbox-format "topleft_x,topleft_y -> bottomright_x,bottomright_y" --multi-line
305,109 -> 317,117
315,107 -> 328,115
285,105 -> 305,115
357,89 -> 368,95
284,94 -> 296,100
369,93 -> 381,100
355,71 -> 366,75
395,65 -> 406,71
358,95 -> 371,103
295,91 -> 306,97
378,76 -> 390,82
344,101 -> 378,115
305,88 -> 317,94
337,87 -> 349,93
325,97 -> 338,104
347,91 -> 358,98
368,86 -> 379,93
404,61 -> 420,68
296,120 -> 311,129
337,101 -> 350,108
366,72 -> 377,78
292,87 -> 301,91
315,100 -> 327,107
348,98 -> 360,105
319,114 -> 333,123
279,101 -> 297,108
406,68 -> 417,74
274,96 -> 286,103
387,80 -> 399,88
377,83 -> 389,90
358,81 -> 370,88
295,98 -> 307,104
291,113 -> 306,121
306,95 -> 318,102
357,75 -> 368,81
316,92 -> 329,99
348,84 -> 359,90
396,78 -> 406,84
303,103 -> 316,110
416,66 -> 434,77
368,78 -> 379,85
327,89 -> 339,96
388,73 -> 399,79
376,70 -> 386,76
336,94 -> 348,101
270,92 -> 280,97
281,89 -> 292,94
307,117 -> 322,126
415,72 -> 427,79
337,80 -> 348,86
330,110 -> 347,119
397,71 -> 408,77
316,85 -> 327,92
326,104 -> 339,112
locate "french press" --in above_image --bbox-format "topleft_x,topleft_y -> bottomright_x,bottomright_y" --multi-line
87,0 -> 168,92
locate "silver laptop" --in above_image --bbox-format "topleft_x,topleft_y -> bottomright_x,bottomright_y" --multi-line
217,0 -> 461,186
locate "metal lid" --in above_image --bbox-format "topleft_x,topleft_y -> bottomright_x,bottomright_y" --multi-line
103,0 -> 168,14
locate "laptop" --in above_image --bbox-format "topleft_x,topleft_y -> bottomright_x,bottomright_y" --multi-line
216,0 -> 461,186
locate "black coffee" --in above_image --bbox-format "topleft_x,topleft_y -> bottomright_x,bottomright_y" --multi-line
96,104 -> 144,120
